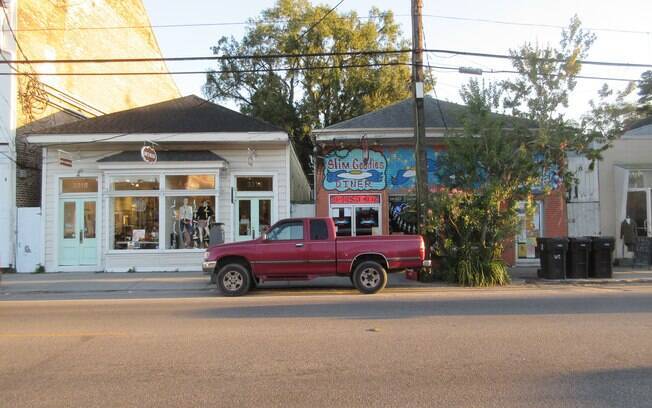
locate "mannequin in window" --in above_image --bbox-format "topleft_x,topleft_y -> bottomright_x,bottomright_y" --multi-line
620,216 -> 638,253
196,200 -> 214,248
179,198 -> 194,248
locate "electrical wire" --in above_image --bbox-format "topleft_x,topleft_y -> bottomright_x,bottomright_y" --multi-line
422,28 -> 448,131
4,48 -> 649,69
10,14 -> 650,36
0,62 -> 641,82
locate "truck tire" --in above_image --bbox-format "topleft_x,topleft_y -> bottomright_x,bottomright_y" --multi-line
353,261 -> 387,294
216,263 -> 251,296
249,277 -> 259,291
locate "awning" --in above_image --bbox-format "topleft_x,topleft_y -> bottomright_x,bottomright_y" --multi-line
97,150 -> 226,163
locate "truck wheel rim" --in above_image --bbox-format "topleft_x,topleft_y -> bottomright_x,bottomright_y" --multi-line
360,268 -> 380,288
223,270 -> 243,291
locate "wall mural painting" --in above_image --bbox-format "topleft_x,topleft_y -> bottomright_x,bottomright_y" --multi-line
323,148 -> 387,191
323,147 -> 442,192
384,147 -> 441,193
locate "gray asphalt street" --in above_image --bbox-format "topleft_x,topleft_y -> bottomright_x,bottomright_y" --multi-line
2,285 -> 652,407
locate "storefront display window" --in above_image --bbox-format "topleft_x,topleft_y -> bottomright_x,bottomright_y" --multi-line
517,201 -> 542,260
389,195 -> 417,234
166,196 -> 216,249
331,207 -> 352,237
626,191 -> 648,237
329,194 -> 381,237
113,197 -> 159,250
111,176 -> 159,191
166,175 -> 215,190
355,207 -> 379,236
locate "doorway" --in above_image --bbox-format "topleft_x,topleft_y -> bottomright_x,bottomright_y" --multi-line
59,198 -> 98,266
236,198 -> 272,241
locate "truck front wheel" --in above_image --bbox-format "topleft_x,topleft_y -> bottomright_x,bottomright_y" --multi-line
216,263 -> 251,296
353,261 -> 387,294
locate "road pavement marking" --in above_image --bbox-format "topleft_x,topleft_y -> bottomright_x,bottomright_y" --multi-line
0,332 -> 128,338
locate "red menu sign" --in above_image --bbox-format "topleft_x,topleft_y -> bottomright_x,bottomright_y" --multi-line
330,195 -> 380,205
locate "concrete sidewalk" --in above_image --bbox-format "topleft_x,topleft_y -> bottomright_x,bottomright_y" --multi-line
510,266 -> 652,284
3,266 -> 651,300
0,271 -> 443,299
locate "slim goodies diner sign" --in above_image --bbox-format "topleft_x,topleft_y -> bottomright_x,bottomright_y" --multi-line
323,148 -> 386,191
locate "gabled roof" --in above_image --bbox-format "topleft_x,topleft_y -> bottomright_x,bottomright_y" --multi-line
323,97 -> 465,130
623,116 -> 652,138
317,96 -> 534,132
37,95 -> 283,135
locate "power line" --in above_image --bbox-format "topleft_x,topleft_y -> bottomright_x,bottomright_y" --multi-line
298,0 -> 344,40
0,62 -> 641,83
0,61 -> 411,76
3,48 -> 650,69
1,49 -> 412,64
423,14 -> 652,36
0,6 -> 104,120
426,49 -> 652,69
9,14 -> 650,36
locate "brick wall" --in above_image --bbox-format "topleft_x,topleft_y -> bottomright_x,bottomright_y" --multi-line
543,189 -> 568,237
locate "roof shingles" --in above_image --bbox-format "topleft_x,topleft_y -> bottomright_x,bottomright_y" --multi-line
38,95 -> 282,134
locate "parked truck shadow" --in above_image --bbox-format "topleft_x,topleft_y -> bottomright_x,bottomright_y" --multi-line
189,292 -> 652,320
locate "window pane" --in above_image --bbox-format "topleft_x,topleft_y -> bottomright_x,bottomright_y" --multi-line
310,220 -> 328,240
166,196 -> 216,249
237,177 -> 273,192
267,221 -> 303,241
259,199 -> 271,233
628,170 -> 652,188
355,207 -> 379,236
166,175 -> 215,190
331,207 -> 352,237
111,176 -> 159,191
238,200 -> 251,236
63,202 -> 76,239
61,178 -> 98,194
84,201 -> 96,239
626,191 -> 648,237
113,197 -> 159,250
389,196 -> 417,235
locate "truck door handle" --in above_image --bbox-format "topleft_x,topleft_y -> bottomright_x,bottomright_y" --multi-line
295,243 -> 304,248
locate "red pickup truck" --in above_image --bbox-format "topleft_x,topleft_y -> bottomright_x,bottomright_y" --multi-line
202,217 -> 429,296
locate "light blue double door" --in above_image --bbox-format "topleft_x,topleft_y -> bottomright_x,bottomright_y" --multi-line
59,198 -> 97,266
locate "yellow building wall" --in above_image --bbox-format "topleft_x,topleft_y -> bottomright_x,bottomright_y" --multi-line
17,0 -> 180,126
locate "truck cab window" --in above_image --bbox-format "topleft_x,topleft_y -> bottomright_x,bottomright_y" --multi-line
310,220 -> 328,240
267,221 -> 304,241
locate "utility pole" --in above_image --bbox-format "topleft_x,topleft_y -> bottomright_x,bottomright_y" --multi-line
411,0 -> 427,236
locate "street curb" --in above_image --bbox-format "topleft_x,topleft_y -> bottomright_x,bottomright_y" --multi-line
524,278 -> 652,285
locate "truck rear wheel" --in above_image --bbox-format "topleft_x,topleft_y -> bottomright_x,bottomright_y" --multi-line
216,263 -> 251,297
353,261 -> 387,294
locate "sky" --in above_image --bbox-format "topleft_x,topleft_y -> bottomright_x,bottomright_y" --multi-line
142,0 -> 652,120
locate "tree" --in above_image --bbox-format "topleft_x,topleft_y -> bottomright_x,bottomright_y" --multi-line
637,70 -> 652,115
425,17 -> 630,286
203,0 -> 415,149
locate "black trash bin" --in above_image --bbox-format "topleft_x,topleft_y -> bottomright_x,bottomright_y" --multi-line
537,237 -> 569,279
209,222 -> 225,246
567,237 -> 591,279
589,236 -> 615,278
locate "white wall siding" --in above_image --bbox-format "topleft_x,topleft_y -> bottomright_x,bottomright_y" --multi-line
568,156 -> 599,203
42,142 -> 290,272
289,144 -> 311,202
567,202 -> 600,237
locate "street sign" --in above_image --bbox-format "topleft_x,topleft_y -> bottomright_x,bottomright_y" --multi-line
141,146 -> 157,164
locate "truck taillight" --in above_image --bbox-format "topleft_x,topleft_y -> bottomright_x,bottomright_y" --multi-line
419,236 -> 425,260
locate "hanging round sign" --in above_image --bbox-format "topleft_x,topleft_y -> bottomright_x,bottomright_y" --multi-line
141,145 -> 157,164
